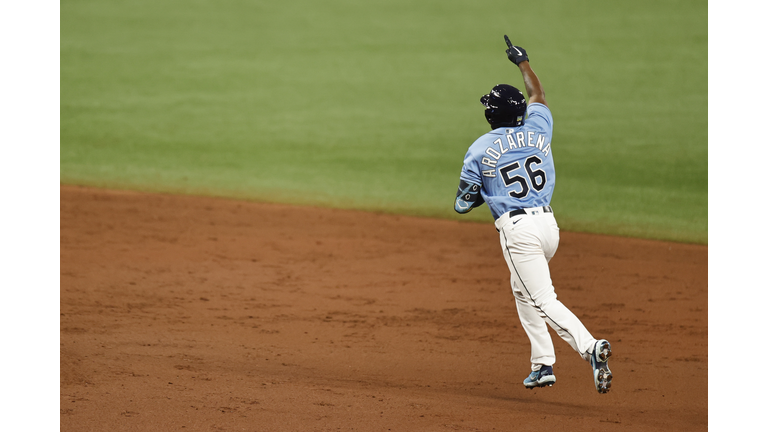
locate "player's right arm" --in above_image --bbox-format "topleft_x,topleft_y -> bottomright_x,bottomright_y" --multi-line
455,147 -> 485,214
504,36 -> 547,107
454,180 -> 484,214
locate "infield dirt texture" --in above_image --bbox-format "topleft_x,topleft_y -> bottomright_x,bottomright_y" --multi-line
60,185 -> 707,431
60,0 -> 708,430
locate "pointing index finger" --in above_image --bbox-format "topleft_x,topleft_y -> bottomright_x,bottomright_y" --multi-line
504,35 -> 513,49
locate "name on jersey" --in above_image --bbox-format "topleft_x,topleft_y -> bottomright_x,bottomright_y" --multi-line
481,131 -> 551,178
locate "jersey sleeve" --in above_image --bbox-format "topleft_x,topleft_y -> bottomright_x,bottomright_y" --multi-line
458,147 -> 483,186
525,103 -> 553,135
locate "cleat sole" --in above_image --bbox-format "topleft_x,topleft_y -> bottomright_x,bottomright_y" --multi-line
591,340 -> 613,394
524,381 -> 556,389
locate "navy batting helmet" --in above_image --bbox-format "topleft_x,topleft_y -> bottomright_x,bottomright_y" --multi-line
480,84 -> 526,129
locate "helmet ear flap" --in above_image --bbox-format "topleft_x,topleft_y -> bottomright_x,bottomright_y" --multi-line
484,109 -> 494,124
487,111 -> 524,129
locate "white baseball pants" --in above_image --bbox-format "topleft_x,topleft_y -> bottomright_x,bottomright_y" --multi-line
495,208 -> 597,371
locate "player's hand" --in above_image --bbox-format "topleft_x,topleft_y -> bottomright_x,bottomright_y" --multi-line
504,35 -> 529,65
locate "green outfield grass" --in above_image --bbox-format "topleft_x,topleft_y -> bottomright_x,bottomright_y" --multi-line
61,0 -> 707,244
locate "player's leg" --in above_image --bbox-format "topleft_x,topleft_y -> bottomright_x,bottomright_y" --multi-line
499,219 -> 556,388
499,213 -> 613,393
499,220 -> 555,367
511,281 -> 556,367
536,213 -> 613,394
500,215 -> 596,360
513,286 -> 557,388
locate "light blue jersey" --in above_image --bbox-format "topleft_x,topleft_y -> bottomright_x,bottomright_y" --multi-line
459,103 -> 555,220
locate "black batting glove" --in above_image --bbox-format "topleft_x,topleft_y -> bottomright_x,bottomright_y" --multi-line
504,35 -> 529,65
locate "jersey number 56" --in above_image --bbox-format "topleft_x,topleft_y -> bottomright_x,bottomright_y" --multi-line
498,155 -> 546,198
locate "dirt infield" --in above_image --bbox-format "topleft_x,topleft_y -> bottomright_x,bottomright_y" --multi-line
60,185 -> 707,431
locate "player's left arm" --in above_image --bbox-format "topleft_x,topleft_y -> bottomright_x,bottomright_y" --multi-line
455,180 -> 484,213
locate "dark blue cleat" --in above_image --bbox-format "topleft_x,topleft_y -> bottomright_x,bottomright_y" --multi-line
523,365 -> 556,389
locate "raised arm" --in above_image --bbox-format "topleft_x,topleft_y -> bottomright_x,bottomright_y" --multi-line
504,36 -> 547,107
518,61 -> 546,106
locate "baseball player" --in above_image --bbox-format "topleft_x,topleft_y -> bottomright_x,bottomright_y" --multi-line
454,36 -> 613,393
